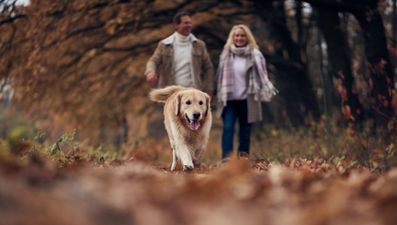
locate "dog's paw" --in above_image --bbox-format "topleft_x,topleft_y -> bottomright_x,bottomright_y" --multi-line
183,165 -> 194,172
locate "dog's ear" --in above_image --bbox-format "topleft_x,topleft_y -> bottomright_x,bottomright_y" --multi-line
174,93 -> 181,116
205,94 -> 210,117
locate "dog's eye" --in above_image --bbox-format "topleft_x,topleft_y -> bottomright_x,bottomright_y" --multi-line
199,101 -> 203,105
186,100 -> 191,105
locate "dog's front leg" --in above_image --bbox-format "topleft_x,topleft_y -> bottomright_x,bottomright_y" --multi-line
192,147 -> 204,168
170,147 -> 177,171
178,146 -> 194,171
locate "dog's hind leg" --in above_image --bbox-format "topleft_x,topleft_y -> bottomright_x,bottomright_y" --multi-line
170,147 -> 177,171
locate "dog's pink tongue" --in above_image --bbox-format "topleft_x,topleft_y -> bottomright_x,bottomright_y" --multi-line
191,121 -> 200,130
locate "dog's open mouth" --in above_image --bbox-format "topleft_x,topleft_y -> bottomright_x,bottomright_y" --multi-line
185,114 -> 201,130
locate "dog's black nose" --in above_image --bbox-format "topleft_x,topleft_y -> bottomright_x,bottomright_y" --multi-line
193,113 -> 200,120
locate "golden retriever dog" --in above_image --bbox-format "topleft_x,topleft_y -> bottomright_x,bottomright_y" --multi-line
149,85 -> 212,171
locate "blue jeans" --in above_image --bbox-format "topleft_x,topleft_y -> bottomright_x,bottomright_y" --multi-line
221,100 -> 252,159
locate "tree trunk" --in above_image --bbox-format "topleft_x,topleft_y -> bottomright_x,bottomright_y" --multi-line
316,9 -> 364,123
393,0 -> 397,53
316,17 -> 337,118
352,7 -> 394,127
255,1 -> 320,126
304,0 -> 395,128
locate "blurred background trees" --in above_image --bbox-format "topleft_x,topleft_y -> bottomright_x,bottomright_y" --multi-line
0,0 -> 396,146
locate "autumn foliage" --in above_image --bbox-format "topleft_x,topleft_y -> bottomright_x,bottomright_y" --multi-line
1,146 -> 397,225
1,1 -> 397,224
1,0 -> 396,143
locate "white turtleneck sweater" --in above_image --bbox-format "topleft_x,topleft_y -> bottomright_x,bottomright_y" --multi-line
231,54 -> 248,100
173,32 -> 193,87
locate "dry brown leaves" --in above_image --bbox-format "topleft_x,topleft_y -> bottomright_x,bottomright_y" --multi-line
0,155 -> 396,225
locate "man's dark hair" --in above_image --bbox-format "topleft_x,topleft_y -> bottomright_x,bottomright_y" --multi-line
173,11 -> 191,24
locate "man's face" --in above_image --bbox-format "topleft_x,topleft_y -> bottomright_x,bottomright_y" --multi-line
175,15 -> 192,36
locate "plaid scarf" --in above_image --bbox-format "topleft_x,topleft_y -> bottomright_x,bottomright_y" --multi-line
248,50 -> 278,102
217,47 -> 277,109
218,45 -> 250,103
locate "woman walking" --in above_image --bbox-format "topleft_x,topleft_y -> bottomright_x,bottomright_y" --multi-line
215,24 -> 277,160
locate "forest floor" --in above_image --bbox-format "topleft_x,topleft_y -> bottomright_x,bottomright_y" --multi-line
1,151 -> 397,225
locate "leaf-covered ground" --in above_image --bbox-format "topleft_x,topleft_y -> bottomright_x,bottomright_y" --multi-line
1,154 -> 397,225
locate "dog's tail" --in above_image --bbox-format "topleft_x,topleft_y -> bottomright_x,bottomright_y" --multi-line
149,85 -> 187,103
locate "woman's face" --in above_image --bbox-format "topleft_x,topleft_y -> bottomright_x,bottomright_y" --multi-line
233,27 -> 248,47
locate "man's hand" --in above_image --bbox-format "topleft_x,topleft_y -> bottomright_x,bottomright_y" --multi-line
146,71 -> 158,85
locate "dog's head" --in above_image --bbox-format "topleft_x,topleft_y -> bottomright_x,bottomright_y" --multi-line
174,89 -> 210,131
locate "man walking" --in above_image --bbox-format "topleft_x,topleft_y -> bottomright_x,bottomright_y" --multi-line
145,12 -> 214,95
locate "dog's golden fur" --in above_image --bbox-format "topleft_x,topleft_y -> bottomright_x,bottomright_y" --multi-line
149,85 -> 212,171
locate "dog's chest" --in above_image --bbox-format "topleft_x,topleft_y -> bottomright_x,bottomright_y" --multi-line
183,130 -> 205,146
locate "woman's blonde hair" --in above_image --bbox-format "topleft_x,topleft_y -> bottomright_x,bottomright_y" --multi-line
224,24 -> 259,50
